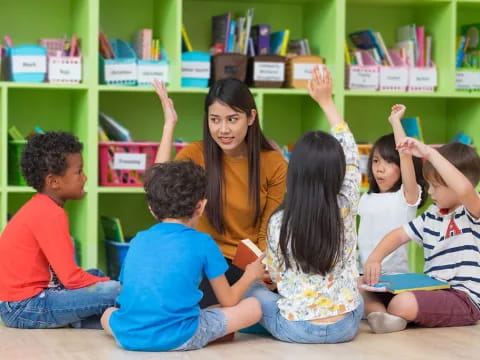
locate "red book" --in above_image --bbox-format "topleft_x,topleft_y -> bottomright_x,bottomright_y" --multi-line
232,239 -> 263,271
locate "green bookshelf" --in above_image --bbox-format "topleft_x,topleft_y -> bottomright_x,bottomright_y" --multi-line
0,0 -> 479,272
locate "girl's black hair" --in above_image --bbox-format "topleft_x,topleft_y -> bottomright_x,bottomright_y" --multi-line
367,134 -> 427,207
278,131 -> 346,275
203,78 -> 274,234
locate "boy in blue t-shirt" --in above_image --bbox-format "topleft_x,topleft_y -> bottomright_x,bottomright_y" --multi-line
101,161 -> 266,351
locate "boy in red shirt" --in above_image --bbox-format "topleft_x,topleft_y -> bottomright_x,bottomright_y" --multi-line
0,132 -> 120,329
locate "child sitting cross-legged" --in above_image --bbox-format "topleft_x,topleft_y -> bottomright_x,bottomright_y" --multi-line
101,160 -> 266,351
363,137 -> 480,333
0,132 -> 120,329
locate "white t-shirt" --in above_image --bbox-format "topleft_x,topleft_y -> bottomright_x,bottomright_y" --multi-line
358,185 -> 422,274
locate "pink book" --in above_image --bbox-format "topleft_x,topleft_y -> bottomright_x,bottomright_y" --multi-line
360,50 -> 377,65
416,26 -> 425,67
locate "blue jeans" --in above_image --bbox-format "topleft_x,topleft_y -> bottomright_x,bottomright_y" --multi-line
0,269 -> 121,329
245,282 -> 364,344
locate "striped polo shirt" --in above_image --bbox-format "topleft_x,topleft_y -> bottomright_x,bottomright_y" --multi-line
403,204 -> 480,309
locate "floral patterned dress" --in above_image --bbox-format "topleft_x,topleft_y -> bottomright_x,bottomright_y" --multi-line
266,123 -> 362,321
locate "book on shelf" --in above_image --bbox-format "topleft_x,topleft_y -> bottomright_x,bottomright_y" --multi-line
401,117 -> 423,142
242,8 -> 255,55
133,28 -> 152,60
270,29 -> 290,56
99,112 -> 133,142
101,216 -> 126,243
181,24 -> 193,52
211,12 -> 231,55
251,24 -> 270,55
360,273 -> 450,294
349,29 -> 385,64
8,126 -> 25,141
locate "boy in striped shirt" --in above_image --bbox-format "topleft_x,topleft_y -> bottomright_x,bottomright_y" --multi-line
362,138 -> 480,333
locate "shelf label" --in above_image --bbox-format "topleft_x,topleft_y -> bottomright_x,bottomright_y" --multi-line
12,56 -> 46,73
380,67 -> 408,90
138,63 -> 169,84
293,63 -> 318,80
113,153 -> 147,170
254,62 -> 285,82
182,61 -> 211,79
348,66 -> 379,90
105,63 -> 136,82
409,67 -> 437,88
456,71 -> 480,90
49,60 -> 82,81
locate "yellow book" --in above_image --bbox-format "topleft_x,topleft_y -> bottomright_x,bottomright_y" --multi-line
280,29 -> 290,56
181,24 -> 193,52
344,40 -> 352,65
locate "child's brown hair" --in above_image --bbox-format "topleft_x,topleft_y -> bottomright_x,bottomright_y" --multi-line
423,142 -> 480,187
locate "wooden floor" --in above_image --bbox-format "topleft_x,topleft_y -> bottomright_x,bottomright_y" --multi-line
1,321 -> 479,360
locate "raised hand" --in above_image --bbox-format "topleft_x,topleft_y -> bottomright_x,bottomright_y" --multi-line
307,65 -> 333,108
396,137 -> 433,159
388,104 -> 406,124
153,79 -> 178,128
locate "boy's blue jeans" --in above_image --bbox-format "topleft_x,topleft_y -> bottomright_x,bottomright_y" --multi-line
0,269 -> 121,329
245,282 -> 364,344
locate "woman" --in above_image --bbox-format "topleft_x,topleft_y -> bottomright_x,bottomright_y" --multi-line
153,78 -> 287,306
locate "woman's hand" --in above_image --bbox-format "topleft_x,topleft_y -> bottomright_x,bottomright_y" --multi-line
153,79 -> 178,129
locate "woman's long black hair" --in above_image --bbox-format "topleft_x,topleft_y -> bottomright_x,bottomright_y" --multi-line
203,78 -> 274,234
278,131 -> 346,275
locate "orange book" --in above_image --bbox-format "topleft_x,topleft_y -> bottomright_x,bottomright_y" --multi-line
232,239 -> 263,271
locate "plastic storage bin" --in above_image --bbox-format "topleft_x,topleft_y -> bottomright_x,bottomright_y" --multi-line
100,39 -> 137,86
6,45 -> 47,82
40,38 -> 82,84
181,51 -> 211,87
8,140 -> 27,185
104,240 -> 130,280
99,141 -> 159,187
137,59 -> 169,86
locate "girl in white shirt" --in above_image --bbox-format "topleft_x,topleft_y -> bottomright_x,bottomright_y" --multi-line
357,105 -> 427,274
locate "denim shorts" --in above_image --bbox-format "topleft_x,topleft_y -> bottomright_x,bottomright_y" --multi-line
172,308 -> 227,351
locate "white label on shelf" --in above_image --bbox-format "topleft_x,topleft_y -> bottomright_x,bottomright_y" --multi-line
456,71 -> 472,90
456,71 -> 480,90
113,153 -> 147,170
253,62 -> 285,82
12,56 -> 46,73
293,63 -> 317,80
473,72 -> 480,89
182,61 -> 211,79
49,61 -> 82,81
349,67 -> 379,90
138,64 -> 169,83
105,63 -> 136,82
380,67 -> 408,89
409,67 -> 437,88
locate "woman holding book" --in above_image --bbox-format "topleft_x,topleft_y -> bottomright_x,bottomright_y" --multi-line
153,78 -> 287,307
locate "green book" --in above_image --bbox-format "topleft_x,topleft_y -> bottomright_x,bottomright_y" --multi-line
100,216 -> 125,243
8,126 -> 25,141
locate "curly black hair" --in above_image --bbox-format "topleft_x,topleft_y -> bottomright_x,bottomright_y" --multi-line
144,161 -> 207,222
21,132 -> 83,191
